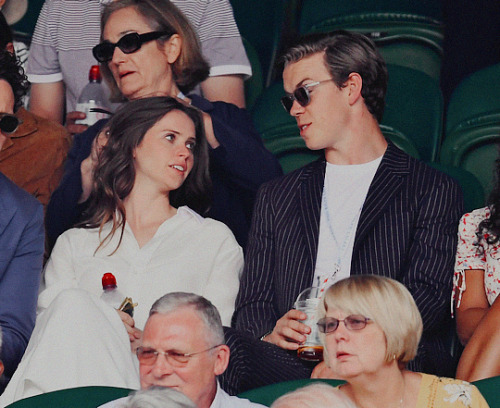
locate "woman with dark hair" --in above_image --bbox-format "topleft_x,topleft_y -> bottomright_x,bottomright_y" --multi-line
45,0 -> 282,250
0,97 -> 242,404
453,159 -> 500,382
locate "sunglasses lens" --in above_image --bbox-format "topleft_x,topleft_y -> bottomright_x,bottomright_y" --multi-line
280,96 -> 294,113
294,87 -> 310,107
0,115 -> 19,133
93,43 -> 114,62
118,33 -> 141,54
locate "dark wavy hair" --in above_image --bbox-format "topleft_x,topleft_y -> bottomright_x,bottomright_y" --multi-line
477,157 -> 500,245
100,0 -> 209,100
0,50 -> 29,111
81,96 -> 211,253
282,30 -> 388,123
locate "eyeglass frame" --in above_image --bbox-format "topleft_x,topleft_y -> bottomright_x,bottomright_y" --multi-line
281,78 -> 335,113
136,344 -> 222,367
0,113 -> 22,134
92,31 -> 174,63
317,315 -> 371,334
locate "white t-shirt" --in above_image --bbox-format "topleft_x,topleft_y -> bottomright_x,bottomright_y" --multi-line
314,157 -> 382,289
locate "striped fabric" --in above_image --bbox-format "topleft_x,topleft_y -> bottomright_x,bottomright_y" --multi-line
231,142 -> 463,379
30,0 -> 242,51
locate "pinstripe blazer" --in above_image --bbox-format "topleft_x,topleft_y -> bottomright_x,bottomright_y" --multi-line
233,142 -> 463,373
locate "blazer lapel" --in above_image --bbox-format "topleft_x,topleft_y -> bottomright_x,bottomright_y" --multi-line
298,159 -> 326,273
353,143 -> 410,253
0,180 -> 17,237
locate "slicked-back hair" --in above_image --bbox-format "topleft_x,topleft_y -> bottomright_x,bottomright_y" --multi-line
81,96 -> 211,253
282,31 -> 388,123
100,0 -> 209,100
0,50 -> 29,112
318,275 -> 423,365
150,292 -> 224,346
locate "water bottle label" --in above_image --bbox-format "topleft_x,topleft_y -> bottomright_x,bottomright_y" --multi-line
75,101 -> 108,126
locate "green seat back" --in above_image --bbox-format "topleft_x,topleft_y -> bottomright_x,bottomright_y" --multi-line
383,64 -> 443,162
298,0 -> 443,81
5,386 -> 133,408
238,379 -> 345,406
440,64 -> 500,203
242,38 -> 264,110
10,0 -> 45,41
473,376 -> 500,408
229,0 -> 284,86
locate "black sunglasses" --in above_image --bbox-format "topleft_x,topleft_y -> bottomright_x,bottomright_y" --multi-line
281,79 -> 334,113
92,31 -> 173,63
0,113 -> 21,134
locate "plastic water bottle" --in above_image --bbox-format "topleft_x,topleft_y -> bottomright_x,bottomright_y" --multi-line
100,272 -> 125,310
75,65 -> 110,126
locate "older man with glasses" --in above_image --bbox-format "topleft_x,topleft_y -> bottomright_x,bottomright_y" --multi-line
0,49 -> 45,393
99,292 -> 265,408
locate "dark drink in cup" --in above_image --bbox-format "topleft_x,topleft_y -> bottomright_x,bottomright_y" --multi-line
298,345 -> 324,361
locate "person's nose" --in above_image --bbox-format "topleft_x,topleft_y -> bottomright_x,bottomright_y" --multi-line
151,353 -> 175,377
176,143 -> 191,159
111,45 -> 127,64
289,99 -> 305,117
332,321 -> 350,341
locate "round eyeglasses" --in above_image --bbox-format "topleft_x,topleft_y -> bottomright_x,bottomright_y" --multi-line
0,113 -> 22,134
281,79 -> 334,113
317,315 -> 371,334
136,345 -> 222,367
92,31 -> 174,63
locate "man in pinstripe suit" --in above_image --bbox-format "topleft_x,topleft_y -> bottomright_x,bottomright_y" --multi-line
225,31 -> 463,393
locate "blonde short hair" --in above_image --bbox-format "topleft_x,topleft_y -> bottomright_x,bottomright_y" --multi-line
318,275 -> 423,365
271,383 -> 357,408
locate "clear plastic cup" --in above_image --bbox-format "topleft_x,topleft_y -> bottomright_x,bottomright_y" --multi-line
294,286 -> 324,361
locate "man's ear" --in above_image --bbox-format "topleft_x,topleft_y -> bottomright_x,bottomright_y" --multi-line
345,72 -> 363,105
213,345 -> 230,376
163,34 -> 182,64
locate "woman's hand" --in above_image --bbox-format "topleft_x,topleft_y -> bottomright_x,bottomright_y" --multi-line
117,310 -> 142,353
66,111 -> 89,135
79,129 -> 109,203
262,309 -> 310,350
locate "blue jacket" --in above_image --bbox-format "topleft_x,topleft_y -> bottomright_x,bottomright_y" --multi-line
0,173 -> 44,385
46,96 -> 282,249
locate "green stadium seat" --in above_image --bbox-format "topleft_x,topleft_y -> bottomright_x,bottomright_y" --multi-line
473,376 -> 500,408
298,0 -> 443,81
5,386 -> 133,408
440,64 -> 500,203
238,378 -> 344,406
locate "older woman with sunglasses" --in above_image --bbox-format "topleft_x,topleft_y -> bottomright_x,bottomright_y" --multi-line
316,275 -> 489,408
45,0 -> 282,250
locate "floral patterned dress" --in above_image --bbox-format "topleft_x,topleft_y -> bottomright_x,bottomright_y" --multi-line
417,374 -> 489,407
452,207 -> 500,313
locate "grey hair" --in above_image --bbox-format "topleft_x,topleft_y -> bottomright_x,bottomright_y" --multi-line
149,292 -> 224,346
124,386 -> 196,408
271,383 -> 358,408
281,30 -> 388,123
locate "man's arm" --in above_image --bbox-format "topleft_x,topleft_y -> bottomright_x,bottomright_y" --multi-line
0,200 -> 44,379
403,174 -> 463,335
29,81 -> 65,124
201,75 -> 246,108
